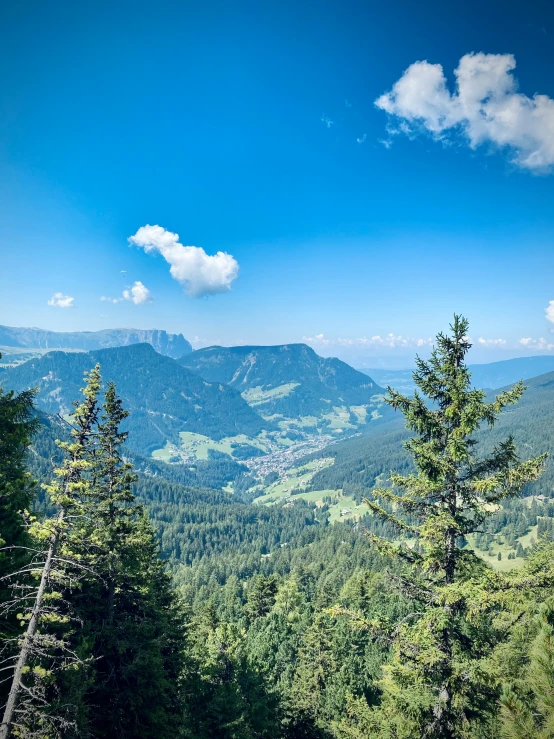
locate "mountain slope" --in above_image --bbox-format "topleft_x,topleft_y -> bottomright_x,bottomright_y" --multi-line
0,325 -> 192,358
2,344 -> 268,455
360,355 -> 554,394
179,343 -> 389,428
309,369 -> 554,497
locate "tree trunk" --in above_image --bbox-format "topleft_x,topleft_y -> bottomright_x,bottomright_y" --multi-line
0,510 -> 64,739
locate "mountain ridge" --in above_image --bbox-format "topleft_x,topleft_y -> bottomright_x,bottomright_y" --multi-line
1,343 -> 268,455
0,325 -> 192,358
179,343 -> 389,428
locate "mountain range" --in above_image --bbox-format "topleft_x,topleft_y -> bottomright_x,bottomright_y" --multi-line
0,325 -> 192,358
2,343 -> 267,455
309,368 -> 554,498
179,343 -> 387,425
361,355 -> 554,394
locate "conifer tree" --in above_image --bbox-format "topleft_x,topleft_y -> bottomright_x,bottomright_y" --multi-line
71,381 -> 186,739
499,593 -> 554,738
0,367 -> 101,739
0,373 -> 38,637
366,316 -> 547,739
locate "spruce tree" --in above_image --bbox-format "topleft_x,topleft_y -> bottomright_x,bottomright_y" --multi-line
72,381 -> 186,739
499,598 -> 554,738
366,316 -> 546,739
0,375 -> 38,637
0,367 -> 101,739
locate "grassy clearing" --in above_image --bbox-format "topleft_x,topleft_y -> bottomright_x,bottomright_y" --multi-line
242,383 -> 300,406
322,407 -> 355,430
254,484 -> 361,523
152,432 -> 272,462
350,406 -> 368,424
277,416 -> 320,429
327,494 -> 361,523
181,432 -> 270,460
467,524 -> 539,572
253,458 -> 361,522
253,459 -> 334,503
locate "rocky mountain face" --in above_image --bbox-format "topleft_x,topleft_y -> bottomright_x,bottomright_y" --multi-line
0,325 -> 192,358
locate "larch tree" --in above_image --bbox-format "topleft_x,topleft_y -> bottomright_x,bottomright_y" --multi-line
365,316 -> 547,739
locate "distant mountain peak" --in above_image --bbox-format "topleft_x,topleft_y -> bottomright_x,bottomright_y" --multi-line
0,325 -> 192,358
1,344 -> 268,456
180,343 -> 388,428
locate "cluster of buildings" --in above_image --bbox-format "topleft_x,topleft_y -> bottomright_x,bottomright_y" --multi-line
245,435 -> 334,479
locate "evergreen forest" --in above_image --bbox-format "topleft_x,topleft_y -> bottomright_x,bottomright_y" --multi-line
2,318 -> 554,739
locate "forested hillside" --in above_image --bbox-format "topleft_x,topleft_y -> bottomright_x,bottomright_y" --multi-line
180,343 -> 390,425
2,344 -> 268,455
309,368 -> 554,498
2,322 -> 554,739
362,354 -> 554,394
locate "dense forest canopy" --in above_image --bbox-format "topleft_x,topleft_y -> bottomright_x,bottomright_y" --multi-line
2,321 -> 554,738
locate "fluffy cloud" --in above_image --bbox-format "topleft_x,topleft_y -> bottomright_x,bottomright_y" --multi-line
545,300 -> 554,324
375,53 -> 554,172
123,281 -> 151,304
321,116 -> 334,128
129,225 -> 239,298
48,292 -> 74,308
303,333 -> 433,349
519,337 -> 554,351
477,337 -> 506,346
338,334 -> 433,348
302,333 -> 331,346
101,281 -> 152,305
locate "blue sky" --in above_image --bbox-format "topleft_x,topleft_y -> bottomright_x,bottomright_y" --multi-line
1,0 -> 554,367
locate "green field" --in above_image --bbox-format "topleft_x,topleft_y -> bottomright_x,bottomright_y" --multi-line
467,525 -> 539,572
252,459 -> 334,503
252,458 -> 362,523
152,431 -> 272,463
255,485 -> 361,524
242,383 -> 300,406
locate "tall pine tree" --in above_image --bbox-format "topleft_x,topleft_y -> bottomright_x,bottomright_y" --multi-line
71,381 -> 186,739
1,367 -> 101,739
366,316 -> 546,739
0,375 -> 38,623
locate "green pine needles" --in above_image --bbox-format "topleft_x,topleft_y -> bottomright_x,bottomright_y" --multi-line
366,316 -> 547,739
1,366 -> 185,739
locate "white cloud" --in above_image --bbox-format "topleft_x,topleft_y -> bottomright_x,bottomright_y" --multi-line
321,116 -> 334,128
123,281 -> 151,305
357,134 -> 367,144
338,334 -> 433,348
545,300 -> 554,324
302,333 -> 331,346
48,292 -> 74,308
519,337 -> 554,351
100,296 -> 121,304
477,337 -> 507,346
101,280 -> 152,305
129,225 -> 239,298
303,333 -> 432,349
375,52 -> 554,172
